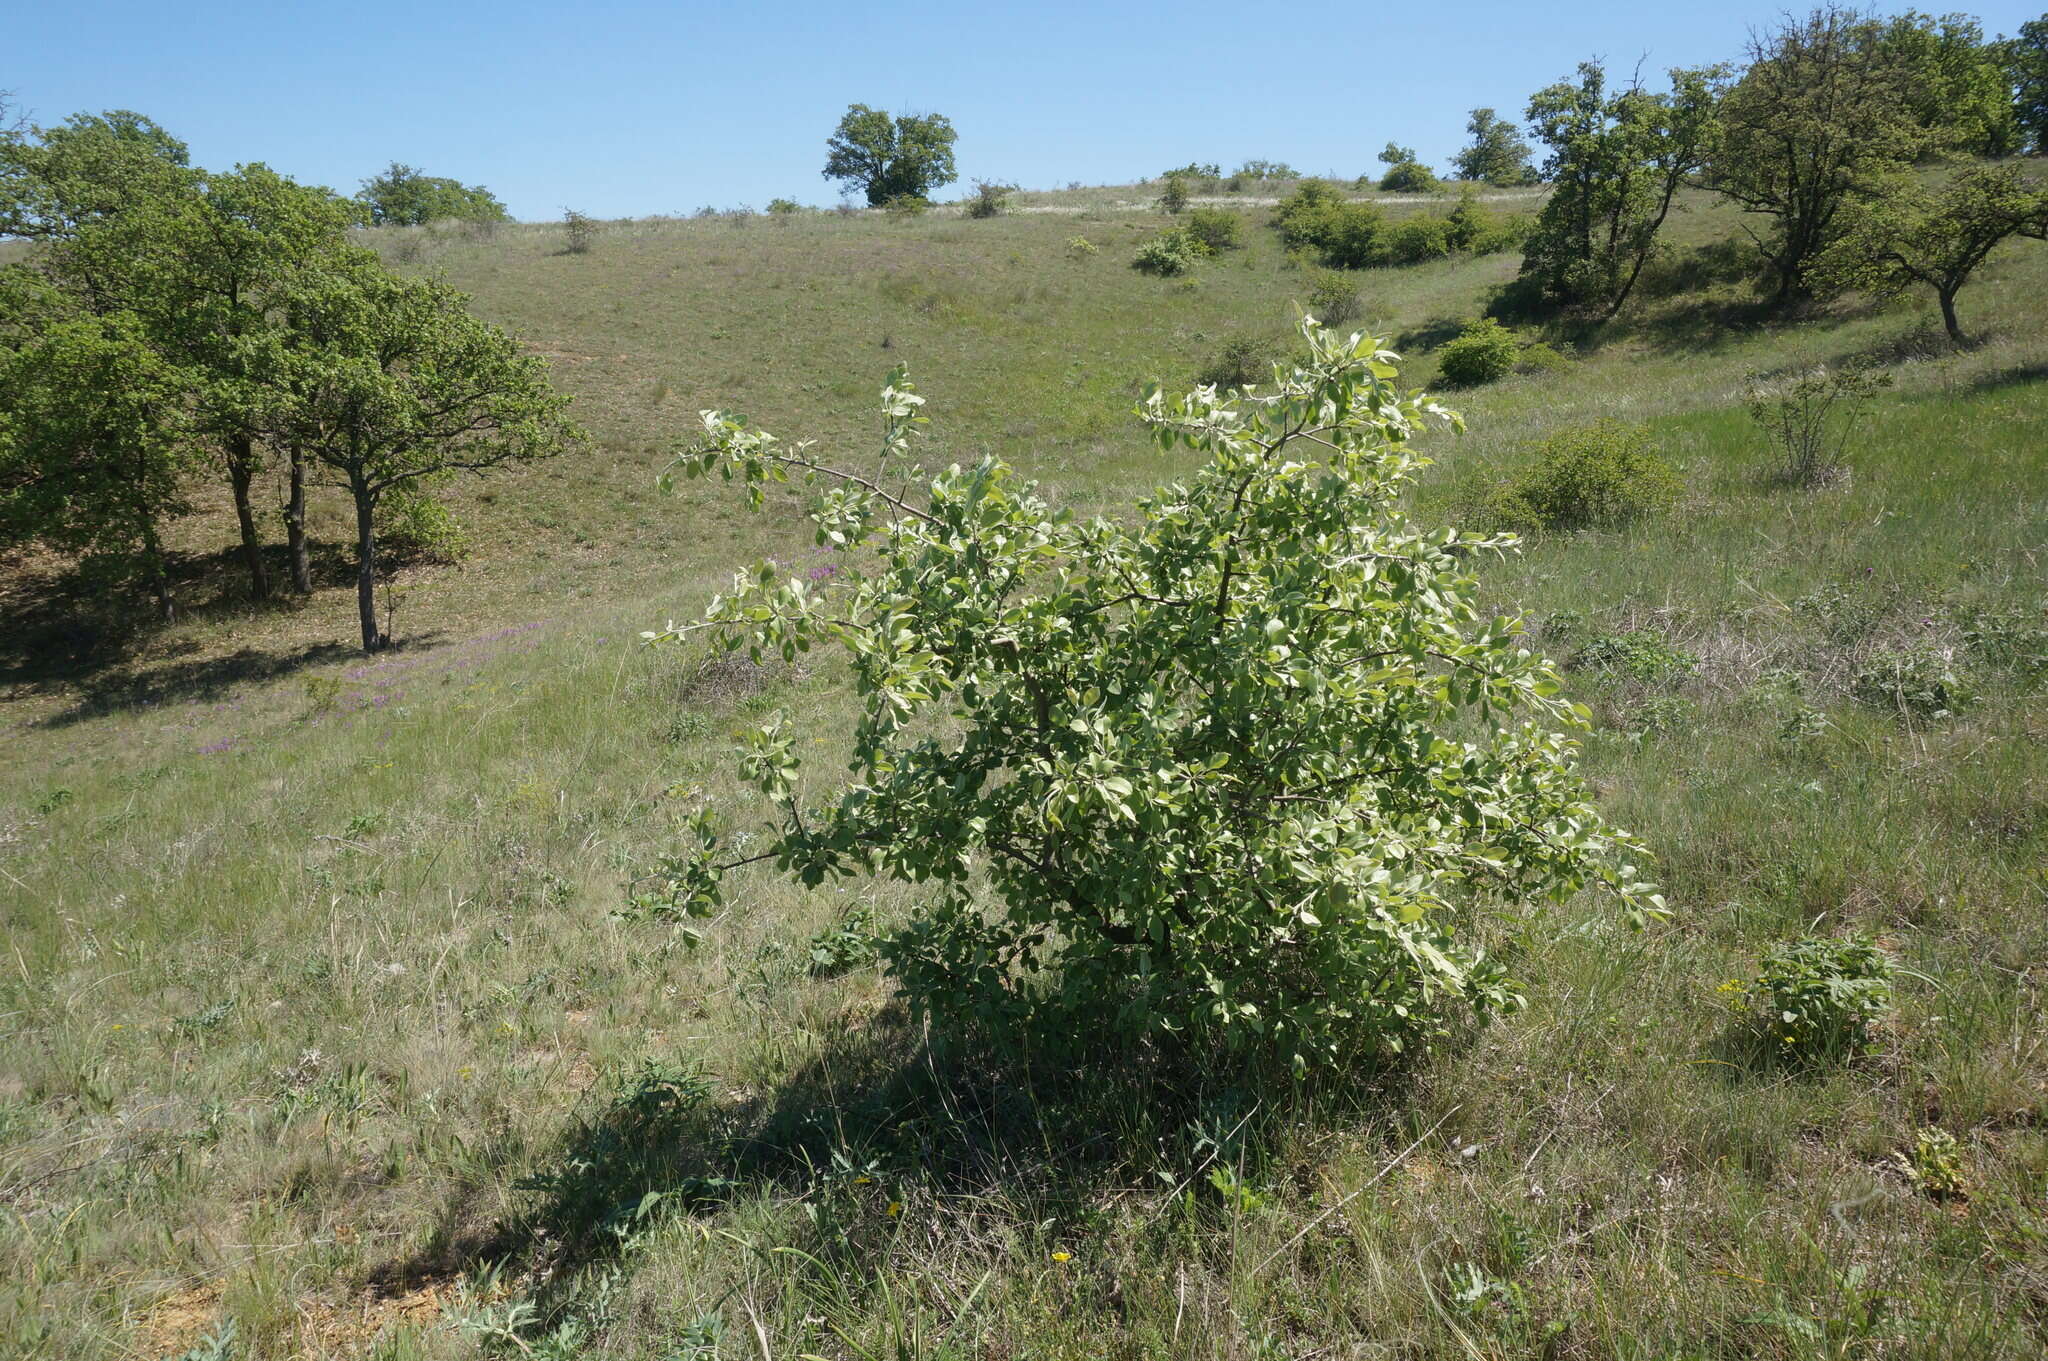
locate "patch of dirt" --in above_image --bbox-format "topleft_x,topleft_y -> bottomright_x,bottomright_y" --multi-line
134,1282 -> 223,1358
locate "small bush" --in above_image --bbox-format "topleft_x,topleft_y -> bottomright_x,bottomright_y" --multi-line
1157,174 -> 1190,215
966,180 -> 1014,218
1750,936 -> 1894,1058
1513,341 -> 1573,376
1378,160 -> 1440,194
1304,268 -> 1362,327
1065,235 -> 1099,258
1198,334 -> 1277,390
1485,423 -> 1679,533
883,194 -> 931,219
1745,364 -> 1891,489
562,208 -> 599,255
376,488 -> 471,566
1132,230 -> 1203,276
766,198 -> 801,216
1851,645 -> 1971,719
1182,207 -> 1242,253
1437,319 -> 1520,386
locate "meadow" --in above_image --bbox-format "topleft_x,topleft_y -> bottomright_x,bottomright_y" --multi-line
3,177 -> 2046,1359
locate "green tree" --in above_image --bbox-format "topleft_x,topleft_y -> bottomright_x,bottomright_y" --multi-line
355,162 -> 510,226
1816,162 -> 2048,343
2007,15 -> 2048,154
0,313 -> 202,619
822,105 -> 959,206
262,261 -> 582,650
1452,108 -> 1536,185
646,321 -> 1662,1075
1377,142 -> 1439,193
1710,5 -> 1925,304
1879,11 -> 2018,156
0,109 -> 193,240
50,164 -> 365,598
1520,62 -> 1725,317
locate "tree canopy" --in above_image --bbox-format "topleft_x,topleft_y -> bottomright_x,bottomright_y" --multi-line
355,161 -> 510,226
262,260 -> 582,649
1816,161 -> 2048,342
1520,62 -> 1725,317
1453,108 -> 1536,186
822,105 -> 959,206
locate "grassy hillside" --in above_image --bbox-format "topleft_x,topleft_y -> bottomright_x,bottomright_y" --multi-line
3,181 -> 2046,1360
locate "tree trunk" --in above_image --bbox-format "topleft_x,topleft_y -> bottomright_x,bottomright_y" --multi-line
286,447 -> 312,593
1938,287 -> 1964,346
226,435 -> 271,600
352,480 -> 385,651
140,514 -> 176,622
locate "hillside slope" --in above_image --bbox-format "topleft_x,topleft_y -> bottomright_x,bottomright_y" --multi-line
3,183 -> 2046,1359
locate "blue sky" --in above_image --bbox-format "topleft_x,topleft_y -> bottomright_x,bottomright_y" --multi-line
12,2 -> 2043,220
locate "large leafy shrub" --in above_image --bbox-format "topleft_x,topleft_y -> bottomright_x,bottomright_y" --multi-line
1437,319 -> 1521,386
649,322 -> 1662,1075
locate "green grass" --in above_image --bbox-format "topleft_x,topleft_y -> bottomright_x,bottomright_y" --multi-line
3,180 -> 2046,1359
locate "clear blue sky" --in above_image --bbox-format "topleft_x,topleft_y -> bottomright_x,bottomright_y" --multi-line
12,2 -> 2043,220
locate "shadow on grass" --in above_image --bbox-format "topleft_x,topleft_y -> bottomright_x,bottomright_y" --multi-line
1,538 -> 438,725
1393,315 -> 1466,354
374,1002 -> 1429,1313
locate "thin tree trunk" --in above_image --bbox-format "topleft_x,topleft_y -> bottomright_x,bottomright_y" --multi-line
226,435 -> 271,599
352,480 -> 384,652
140,514 -> 176,622
1938,288 -> 1964,346
286,447 -> 312,593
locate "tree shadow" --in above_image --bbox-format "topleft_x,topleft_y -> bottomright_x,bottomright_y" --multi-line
1962,359 -> 2048,394
373,1002 -> 1430,1317
2,538 -> 411,723
1394,315 -> 1467,354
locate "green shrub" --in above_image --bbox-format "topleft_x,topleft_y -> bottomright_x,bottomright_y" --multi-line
1571,629 -> 1697,685
562,208 -> 599,255
1436,318 -> 1519,386
1750,936 -> 1894,1058
1485,423 -> 1679,532
965,180 -> 1014,218
766,198 -> 801,215
1157,174 -> 1190,214
1273,181 -> 1390,267
1198,334 -> 1277,390
376,488 -> 471,566
650,321 -> 1663,1076
1304,268 -> 1362,327
1065,235 -> 1098,258
1378,160 -> 1440,194
1132,230 -> 1203,276
1272,180 -> 1347,248
1387,217 -> 1453,265
1851,645 -> 1971,719
882,194 -> 931,219
1182,207 -> 1242,253
1513,341 -> 1573,375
